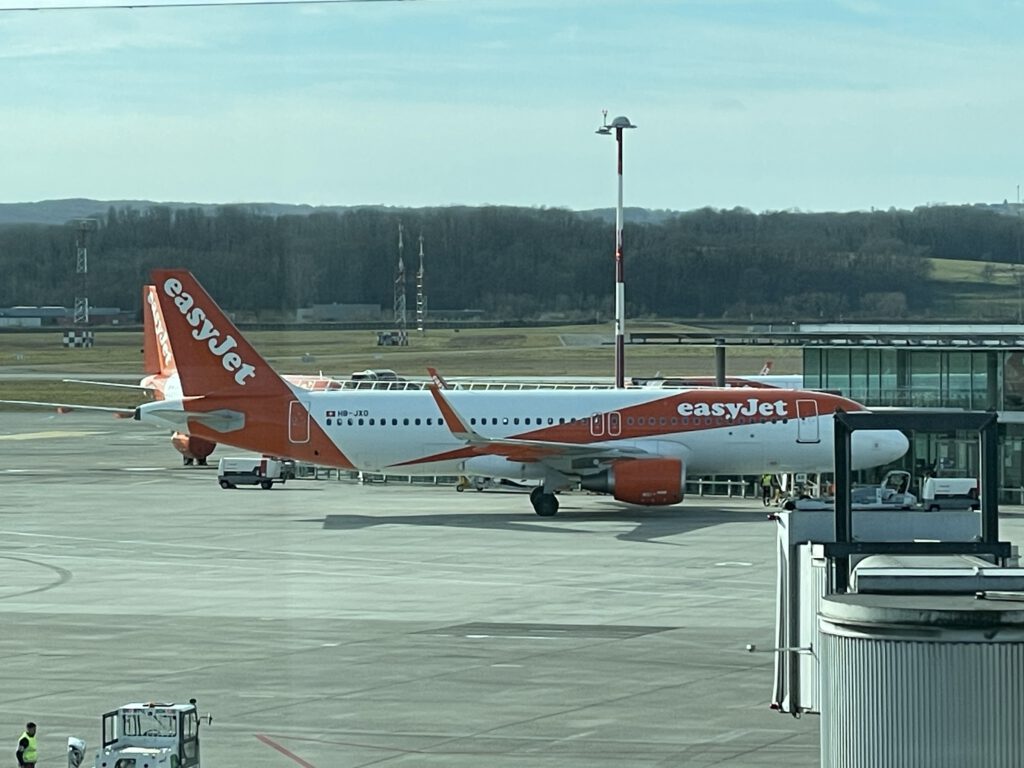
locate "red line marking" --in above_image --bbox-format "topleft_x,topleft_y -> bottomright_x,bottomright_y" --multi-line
255,733 -> 318,767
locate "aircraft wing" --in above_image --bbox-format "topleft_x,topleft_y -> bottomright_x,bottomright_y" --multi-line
0,399 -> 136,416
62,378 -> 155,392
424,384 -> 651,465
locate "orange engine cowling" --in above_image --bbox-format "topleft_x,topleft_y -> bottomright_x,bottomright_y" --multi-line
170,432 -> 217,461
579,458 -> 685,506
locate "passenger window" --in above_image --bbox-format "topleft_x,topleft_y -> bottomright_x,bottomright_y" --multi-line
403,418 -> 409,426
369,418 -> 375,426
502,417 -> 509,425
415,418 -> 421,426
547,417 -> 553,425
470,418 -> 477,425
347,418 -> 354,426
358,418 -> 364,426
427,418 -> 433,426
326,418 -> 332,426
513,418 -> 520,425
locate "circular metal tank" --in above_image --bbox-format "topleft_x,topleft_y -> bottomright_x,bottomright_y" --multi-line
819,593 -> 1024,768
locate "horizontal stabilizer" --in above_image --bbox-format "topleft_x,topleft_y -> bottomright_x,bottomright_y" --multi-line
62,378 -> 154,392
0,399 -> 136,415
135,403 -> 245,433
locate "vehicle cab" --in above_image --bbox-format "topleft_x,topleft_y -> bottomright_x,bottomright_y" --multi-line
70,701 -> 202,768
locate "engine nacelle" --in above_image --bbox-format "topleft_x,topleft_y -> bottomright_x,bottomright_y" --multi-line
171,432 -> 217,462
579,458 -> 685,506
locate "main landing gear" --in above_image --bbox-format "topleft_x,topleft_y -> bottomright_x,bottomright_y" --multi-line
530,486 -> 559,517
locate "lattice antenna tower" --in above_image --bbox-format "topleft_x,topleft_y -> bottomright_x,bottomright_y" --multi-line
394,222 -> 408,345
74,218 -> 98,324
415,233 -> 427,334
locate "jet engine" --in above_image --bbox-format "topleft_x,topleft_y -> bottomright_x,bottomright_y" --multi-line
579,458 -> 686,506
171,432 -> 217,466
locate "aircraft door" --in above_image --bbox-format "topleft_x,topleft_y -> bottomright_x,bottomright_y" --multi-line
589,412 -> 622,438
795,399 -> 820,444
288,400 -> 311,444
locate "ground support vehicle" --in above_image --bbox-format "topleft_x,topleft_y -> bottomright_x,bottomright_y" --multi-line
217,456 -> 291,489
67,700 -> 205,768
782,470 -> 919,512
921,475 -> 980,511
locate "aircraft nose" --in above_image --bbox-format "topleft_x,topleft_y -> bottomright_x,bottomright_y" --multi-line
851,429 -> 910,469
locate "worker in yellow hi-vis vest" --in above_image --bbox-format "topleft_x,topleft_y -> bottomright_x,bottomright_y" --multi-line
16,722 -> 37,768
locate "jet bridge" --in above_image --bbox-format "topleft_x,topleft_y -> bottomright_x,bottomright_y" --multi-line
770,410 -> 1024,768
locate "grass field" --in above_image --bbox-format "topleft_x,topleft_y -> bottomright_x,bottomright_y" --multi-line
926,257 -> 1024,318
0,324 -> 801,410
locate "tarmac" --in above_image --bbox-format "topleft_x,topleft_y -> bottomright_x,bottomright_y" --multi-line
2,411 -> 1017,767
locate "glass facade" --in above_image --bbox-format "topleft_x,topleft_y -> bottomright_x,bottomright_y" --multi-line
804,348 -> 1013,411
804,346 -> 1024,502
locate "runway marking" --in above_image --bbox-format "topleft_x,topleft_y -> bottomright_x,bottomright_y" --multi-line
255,733 -> 318,768
715,561 -> 753,567
0,430 -> 108,441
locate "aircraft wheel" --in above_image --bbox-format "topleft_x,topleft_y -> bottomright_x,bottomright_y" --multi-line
530,487 -> 559,516
261,479 -> 274,490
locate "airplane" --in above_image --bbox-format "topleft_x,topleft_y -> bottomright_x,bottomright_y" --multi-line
133,269 -> 909,516
7,285 -> 344,466
630,360 -> 805,390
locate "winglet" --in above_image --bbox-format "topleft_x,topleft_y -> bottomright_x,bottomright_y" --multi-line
427,384 -> 483,443
427,367 -> 451,390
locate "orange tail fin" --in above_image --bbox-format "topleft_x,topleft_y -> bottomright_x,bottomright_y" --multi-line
143,284 -> 178,376
148,269 -> 354,467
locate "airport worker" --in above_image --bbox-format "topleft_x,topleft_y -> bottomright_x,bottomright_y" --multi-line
15,721 -> 37,768
760,473 -> 774,506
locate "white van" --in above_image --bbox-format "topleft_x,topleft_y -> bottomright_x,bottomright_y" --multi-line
921,476 -> 979,510
217,456 -> 288,490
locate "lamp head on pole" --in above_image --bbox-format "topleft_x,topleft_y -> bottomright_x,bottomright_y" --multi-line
596,113 -> 637,134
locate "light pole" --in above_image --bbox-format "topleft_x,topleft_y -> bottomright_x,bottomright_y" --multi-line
596,112 -> 636,388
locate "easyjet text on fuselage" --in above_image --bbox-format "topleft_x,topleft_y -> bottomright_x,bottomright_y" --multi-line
677,397 -> 788,419
163,278 -> 256,386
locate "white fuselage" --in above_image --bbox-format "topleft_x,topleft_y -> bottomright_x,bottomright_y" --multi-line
143,387 -> 909,479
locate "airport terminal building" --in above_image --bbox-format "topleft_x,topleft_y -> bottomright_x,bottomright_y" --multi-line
702,324 -> 1024,502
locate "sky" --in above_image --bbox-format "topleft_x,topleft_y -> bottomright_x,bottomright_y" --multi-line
1,0 -> 1022,213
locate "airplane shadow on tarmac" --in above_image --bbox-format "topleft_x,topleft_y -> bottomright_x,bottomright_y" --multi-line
309,504 -> 774,546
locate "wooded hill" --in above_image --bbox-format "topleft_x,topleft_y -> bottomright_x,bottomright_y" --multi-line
1,203 -> 1022,322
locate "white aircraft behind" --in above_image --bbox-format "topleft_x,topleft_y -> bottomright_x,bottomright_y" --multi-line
135,269 -> 909,516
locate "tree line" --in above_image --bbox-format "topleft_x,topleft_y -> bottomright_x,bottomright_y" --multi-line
0,203 -> 1021,321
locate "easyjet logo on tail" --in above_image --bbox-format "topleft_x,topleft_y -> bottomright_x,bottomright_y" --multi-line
677,397 -> 789,419
146,288 -> 175,372
163,278 -> 256,386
